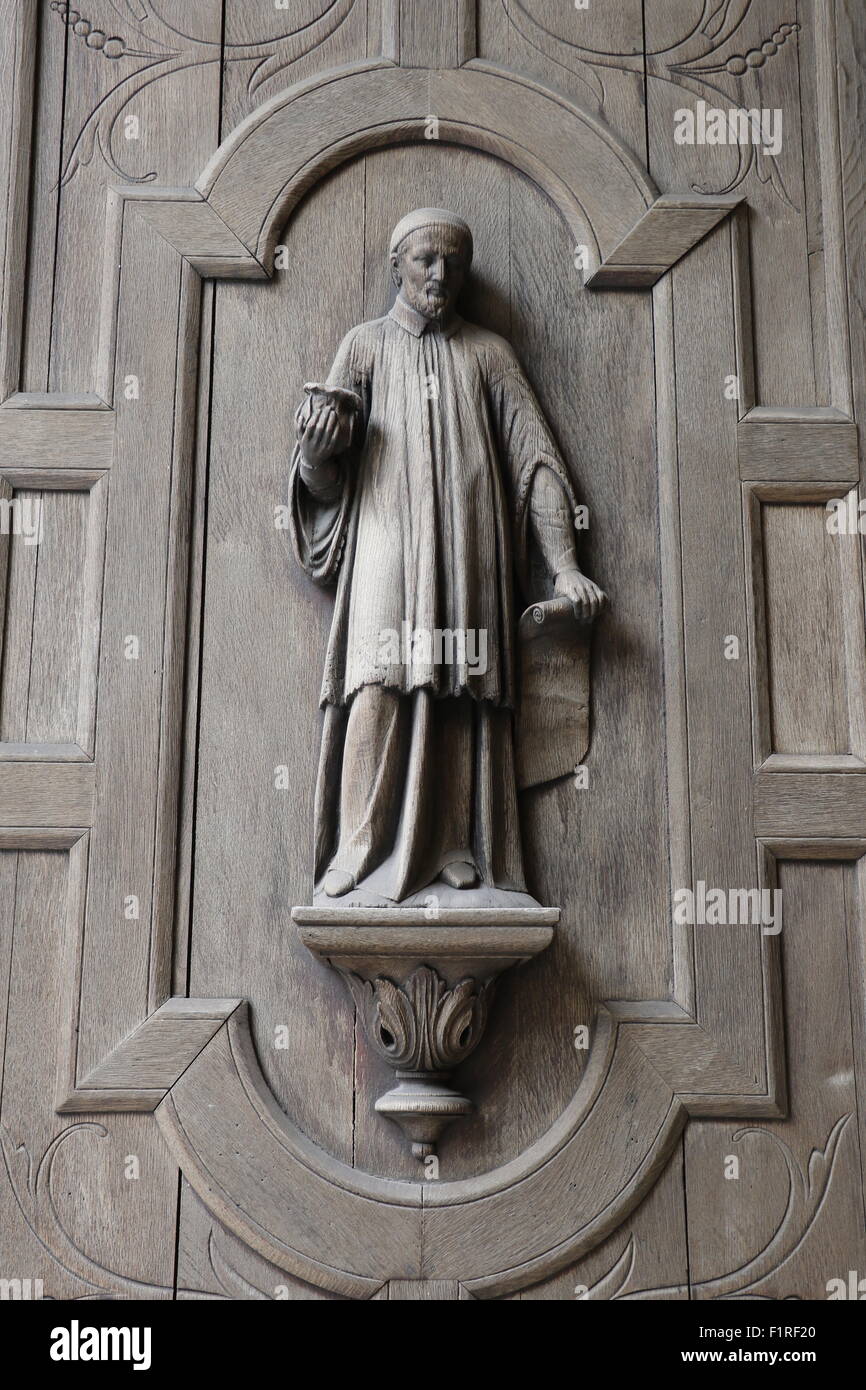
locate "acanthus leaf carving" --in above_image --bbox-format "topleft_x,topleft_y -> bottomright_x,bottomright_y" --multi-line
342,965 -> 493,1074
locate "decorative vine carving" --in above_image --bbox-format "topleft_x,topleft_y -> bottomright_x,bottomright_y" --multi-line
50,0 -> 357,185
2,1116 -> 317,1300
341,966 -> 493,1072
579,1114 -> 852,1300
205,1229 -> 272,1301
0,1121 -> 217,1299
503,0 -> 801,205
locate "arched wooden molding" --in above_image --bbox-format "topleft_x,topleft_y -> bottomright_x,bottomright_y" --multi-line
155,1004 -> 685,1299
194,60 -> 657,274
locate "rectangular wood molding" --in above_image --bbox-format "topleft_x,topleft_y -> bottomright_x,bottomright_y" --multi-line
585,193 -> 743,288
0,760 -> 94,826
738,406 -> 858,482
0,401 -> 115,473
57,997 -> 243,1113
754,769 -> 866,837
383,0 -> 476,68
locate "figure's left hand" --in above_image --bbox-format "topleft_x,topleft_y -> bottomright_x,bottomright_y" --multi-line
554,567 -> 607,621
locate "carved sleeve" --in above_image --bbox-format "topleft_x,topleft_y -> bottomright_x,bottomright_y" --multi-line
487,352 -> 583,587
528,465 -> 580,578
289,328 -> 369,585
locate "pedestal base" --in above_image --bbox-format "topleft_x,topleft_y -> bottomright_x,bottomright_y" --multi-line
293,906 -> 558,1159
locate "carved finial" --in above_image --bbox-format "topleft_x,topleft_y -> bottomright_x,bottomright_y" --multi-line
341,965 -> 491,1158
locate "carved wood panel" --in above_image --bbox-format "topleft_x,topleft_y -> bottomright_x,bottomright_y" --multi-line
1,0 -> 865,1304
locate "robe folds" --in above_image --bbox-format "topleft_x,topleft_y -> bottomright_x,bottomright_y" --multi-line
289,298 -> 583,904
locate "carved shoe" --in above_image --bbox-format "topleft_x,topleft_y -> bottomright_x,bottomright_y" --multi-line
441,860 -> 479,890
323,868 -> 357,898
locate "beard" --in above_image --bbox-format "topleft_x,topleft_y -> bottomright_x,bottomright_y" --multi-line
418,283 -> 450,321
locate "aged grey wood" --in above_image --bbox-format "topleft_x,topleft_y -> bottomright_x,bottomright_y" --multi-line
0,477 -> 107,755
684,853 -> 866,1299
297,908 -> 557,1157
155,1004 -> 687,1297
48,0 -> 224,394
356,144 -> 528,1176
386,1280 -> 462,1300
754,771 -> 866,838
586,193 -> 742,287
0,405 -> 115,467
738,408 -> 859,482
57,998 -> 242,1114
383,0 -> 476,68
198,62 -> 652,269
0,0 -> 38,400
189,148 -> 364,1162
289,206 -> 603,908
0,761 -> 94,825
132,191 -> 266,279
2,0 -> 866,1304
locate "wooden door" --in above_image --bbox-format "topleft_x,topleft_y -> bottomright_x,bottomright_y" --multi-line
2,0 -> 866,1304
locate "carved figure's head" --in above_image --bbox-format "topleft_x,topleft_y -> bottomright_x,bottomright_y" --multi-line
389,208 -> 473,323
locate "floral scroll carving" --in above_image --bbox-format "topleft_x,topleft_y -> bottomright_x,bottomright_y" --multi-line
578,1114 -> 853,1301
50,0 -> 357,185
504,0 -> 800,205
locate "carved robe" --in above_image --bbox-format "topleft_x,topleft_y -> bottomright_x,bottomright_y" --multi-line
290,296 -> 583,904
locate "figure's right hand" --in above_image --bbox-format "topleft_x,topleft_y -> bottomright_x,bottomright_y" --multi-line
297,404 -> 342,467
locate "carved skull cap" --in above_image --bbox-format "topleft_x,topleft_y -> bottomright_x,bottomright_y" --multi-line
389,208 -> 473,262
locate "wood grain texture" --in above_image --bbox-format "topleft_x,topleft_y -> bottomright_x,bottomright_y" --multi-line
0,0 -> 38,399
738,410 -> 859,483
586,193 -> 743,287
646,0 -> 815,409
0,478 -> 107,755
684,856 -> 866,1299
0,761 -> 94,825
760,503 -> 851,756
57,997 -> 242,1113
754,771 -> 866,839
383,0 -> 475,67
2,0 -> 865,1302
132,191 -> 266,279
0,406 -> 115,466
48,0 -> 224,394
188,151 -> 364,1163
386,1280 -> 461,1300
668,224 -> 771,1088
0,843 -> 178,1297
73,213 -> 200,1080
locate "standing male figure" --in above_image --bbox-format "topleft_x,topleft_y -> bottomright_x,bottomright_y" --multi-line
290,208 -> 604,903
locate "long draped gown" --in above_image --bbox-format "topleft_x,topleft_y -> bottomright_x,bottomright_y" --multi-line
289,295 -> 582,905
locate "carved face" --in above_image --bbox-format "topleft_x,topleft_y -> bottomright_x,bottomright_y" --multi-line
390,228 -> 469,323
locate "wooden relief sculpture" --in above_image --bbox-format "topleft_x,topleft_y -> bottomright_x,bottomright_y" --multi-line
290,209 -> 604,1154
